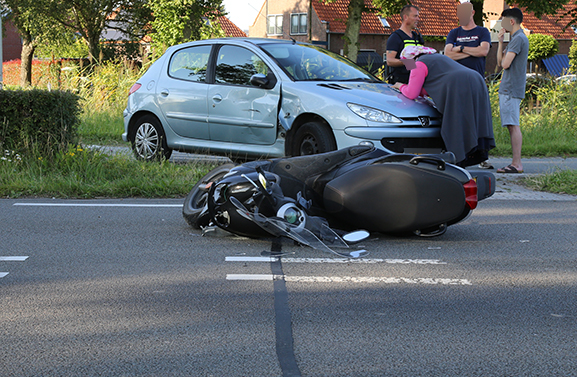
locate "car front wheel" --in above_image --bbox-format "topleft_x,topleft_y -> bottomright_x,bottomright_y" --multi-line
291,121 -> 337,156
130,115 -> 172,161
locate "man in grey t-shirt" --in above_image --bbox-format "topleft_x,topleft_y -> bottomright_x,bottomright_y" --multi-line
496,8 -> 529,174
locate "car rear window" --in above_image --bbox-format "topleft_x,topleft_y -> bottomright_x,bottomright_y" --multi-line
169,45 -> 212,82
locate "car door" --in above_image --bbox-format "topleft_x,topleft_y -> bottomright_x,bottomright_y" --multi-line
208,44 -> 279,145
156,44 -> 211,140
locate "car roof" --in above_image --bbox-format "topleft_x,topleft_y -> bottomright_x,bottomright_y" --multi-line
167,38 -> 313,52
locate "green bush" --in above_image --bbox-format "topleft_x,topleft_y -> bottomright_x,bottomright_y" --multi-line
569,39 -> 577,73
527,33 -> 559,63
0,89 -> 82,156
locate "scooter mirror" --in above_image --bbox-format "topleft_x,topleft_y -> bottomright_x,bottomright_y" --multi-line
343,230 -> 370,243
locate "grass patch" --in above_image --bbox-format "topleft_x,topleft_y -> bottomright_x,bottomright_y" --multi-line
79,109 -> 125,145
523,169 -> 577,195
0,147 -> 215,199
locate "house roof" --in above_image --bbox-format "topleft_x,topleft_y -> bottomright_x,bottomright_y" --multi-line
312,0 -> 459,36
517,4 -> 577,40
311,0 -> 577,39
217,15 -> 247,37
312,0 -> 385,35
386,0 -> 459,37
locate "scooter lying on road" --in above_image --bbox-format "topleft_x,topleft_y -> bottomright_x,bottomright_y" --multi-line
183,146 -> 495,258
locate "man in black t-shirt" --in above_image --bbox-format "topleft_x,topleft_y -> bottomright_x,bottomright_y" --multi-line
444,1 -> 491,77
385,5 -> 424,84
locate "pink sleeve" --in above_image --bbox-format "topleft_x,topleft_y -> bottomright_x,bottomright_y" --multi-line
400,61 -> 428,100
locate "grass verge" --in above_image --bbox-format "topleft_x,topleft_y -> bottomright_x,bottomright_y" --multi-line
0,147 -> 215,199
523,170 -> 577,196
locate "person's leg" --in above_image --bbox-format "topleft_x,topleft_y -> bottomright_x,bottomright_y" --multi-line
497,95 -> 523,173
507,124 -> 523,171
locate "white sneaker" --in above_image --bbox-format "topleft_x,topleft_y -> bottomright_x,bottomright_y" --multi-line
478,161 -> 494,169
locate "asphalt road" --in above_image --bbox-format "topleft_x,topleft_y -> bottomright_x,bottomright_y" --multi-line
1,195 -> 577,376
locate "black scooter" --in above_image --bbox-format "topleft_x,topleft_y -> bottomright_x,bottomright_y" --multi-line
183,146 -> 495,257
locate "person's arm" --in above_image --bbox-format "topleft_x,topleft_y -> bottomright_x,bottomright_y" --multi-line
501,51 -> 517,70
444,43 -> 467,60
386,50 -> 404,67
462,41 -> 490,57
497,28 -> 518,69
395,61 -> 428,100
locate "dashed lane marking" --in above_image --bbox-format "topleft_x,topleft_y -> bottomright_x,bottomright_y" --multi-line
0,256 -> 29,261
226,274 -> 472,285
0,273 -> 8,278
226,256 -> 447,264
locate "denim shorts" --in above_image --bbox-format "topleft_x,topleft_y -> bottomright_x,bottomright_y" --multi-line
499,94 -> 522,127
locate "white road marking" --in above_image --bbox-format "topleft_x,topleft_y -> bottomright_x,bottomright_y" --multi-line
0,273 -> 8,278
225,256 -> 447,264
226,274 -> 275,281
13,203 -> 182,208
0,256 -> 29,261
226,274 -> 472,285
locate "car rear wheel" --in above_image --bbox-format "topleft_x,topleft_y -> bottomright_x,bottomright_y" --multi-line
291,121 -> 337,156
183,163 -> 236,228
130,115 -> 172,161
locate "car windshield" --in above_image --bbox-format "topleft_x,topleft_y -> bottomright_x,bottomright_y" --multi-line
260,43 -> 379,82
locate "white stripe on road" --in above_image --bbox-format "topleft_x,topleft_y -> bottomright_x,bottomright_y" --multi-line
0,256 -> 29,261
226,274 -> 472,285
0,273 -> 8,278
225,256 -> 447,265
13,203 -> 182,208
226,274 -> 275,281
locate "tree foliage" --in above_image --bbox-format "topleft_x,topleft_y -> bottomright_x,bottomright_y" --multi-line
148,0 -> 225,58
43,0 -> 151,63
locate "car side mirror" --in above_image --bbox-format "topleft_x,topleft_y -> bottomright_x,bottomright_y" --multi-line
250,73 -> 270,88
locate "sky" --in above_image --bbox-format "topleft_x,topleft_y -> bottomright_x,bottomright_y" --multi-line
222,0 -> 264,32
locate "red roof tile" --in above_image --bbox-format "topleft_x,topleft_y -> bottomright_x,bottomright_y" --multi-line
313,0 -> 460,36
312,0 -> 386,35
387,0 -> 459,36
217,15 -> 247,37
515,4 -> 577,40
311,0 -> 576,39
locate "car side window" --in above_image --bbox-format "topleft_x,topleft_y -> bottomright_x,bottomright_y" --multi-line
215,45 -> 270,86
168,45 -> 212,82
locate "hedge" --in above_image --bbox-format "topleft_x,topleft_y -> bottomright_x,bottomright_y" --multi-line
0,89 -> 81,156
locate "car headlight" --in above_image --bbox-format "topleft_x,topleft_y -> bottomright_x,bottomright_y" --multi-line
347,103 -> 402,123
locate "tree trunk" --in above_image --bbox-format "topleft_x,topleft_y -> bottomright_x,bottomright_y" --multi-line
86,32 -> 101,64
471,0 -> 484,26
343,0 -> 364,64
20,30 -> 35,87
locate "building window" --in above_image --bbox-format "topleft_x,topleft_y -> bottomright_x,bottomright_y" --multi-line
267,15 -> 283,35
291,13 -> 307,35
380,17 -> 390,28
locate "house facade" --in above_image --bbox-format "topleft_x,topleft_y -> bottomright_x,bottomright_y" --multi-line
2,19 -> 22,62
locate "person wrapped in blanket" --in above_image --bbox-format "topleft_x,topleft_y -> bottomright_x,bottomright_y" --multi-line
393,45 -> 495,167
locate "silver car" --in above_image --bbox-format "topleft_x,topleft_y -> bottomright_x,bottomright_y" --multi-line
122,38 -> 443,160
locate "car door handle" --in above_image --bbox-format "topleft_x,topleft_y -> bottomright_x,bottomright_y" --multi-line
212,94 -> 223,103
160,89 -> 169,96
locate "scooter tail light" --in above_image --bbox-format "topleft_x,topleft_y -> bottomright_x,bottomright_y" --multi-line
464,179 -> 478,210
128,83 -> 142,96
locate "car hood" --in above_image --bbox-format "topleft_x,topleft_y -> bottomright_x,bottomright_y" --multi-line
289,81 -> 441,118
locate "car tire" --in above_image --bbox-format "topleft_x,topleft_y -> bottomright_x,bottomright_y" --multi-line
130,115 -> 172,161
183,163 -> 236,228
291,121 -> 337,156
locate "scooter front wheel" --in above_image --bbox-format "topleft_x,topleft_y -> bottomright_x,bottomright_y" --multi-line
183,163 -> 236,228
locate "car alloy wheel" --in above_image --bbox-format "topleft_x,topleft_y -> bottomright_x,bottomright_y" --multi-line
131,115 -> 172,161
